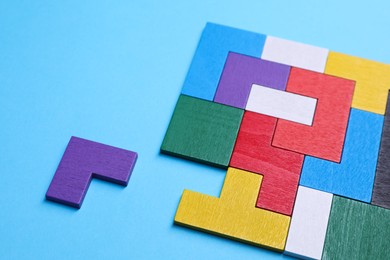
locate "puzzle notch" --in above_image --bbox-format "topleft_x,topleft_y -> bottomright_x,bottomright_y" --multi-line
174,167 -> 290,251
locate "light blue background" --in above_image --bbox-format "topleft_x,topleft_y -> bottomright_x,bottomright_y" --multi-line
1,1 -> 390,259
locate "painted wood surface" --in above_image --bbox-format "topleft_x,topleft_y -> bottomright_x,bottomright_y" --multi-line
300,109 -> 383,203
214,52 -> 290,109
161,95 -> 243,167
284,186 -> 333,260
322,196 -> 390,260
372,92 -> 390,209
246,83 -> 317,126
174,167 -> 290,251
272,68 -> 355,163
230,111 -> 303,216
165,23 -> 390,259
325,51 -> 390,115
261,36 -> 329,73
46,136 -> 138,208
181,22 -> 265,101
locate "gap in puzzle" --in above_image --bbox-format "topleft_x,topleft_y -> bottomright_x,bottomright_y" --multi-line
161,22 -> 390,260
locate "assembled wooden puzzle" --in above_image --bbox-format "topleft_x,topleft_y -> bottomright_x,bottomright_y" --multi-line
162,23 -> 390,259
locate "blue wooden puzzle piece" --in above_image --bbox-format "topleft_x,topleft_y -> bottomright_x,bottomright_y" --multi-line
181,22 -> 266,101
300,108 -> 384,202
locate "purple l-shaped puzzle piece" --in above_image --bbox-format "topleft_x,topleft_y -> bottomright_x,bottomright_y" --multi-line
214,52 -> 291,109
46,136 -> 138,208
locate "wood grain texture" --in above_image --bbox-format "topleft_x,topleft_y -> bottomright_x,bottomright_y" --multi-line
325,51 -> 390,115
272,68 -> 355,163
372,92 -> 390,209
213,52 -> 290,109
261,36 -> 329,73
300,109 -> 383,203
284,186 -> 333,260
230,111 -> 304,216
161,95 -> 243,167
246,83 -> 317,126
322,196 -> 390,260
174,167 -> 291,251
181,22 -> 266,101
46,136 -> 138,208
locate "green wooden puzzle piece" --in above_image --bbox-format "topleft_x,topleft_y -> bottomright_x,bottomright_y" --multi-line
161,94 -> 243,168
322,196 -> 390,260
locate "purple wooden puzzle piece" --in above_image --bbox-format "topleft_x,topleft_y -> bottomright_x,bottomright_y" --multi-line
214,52 -> 291,109
46,136 -> 138,208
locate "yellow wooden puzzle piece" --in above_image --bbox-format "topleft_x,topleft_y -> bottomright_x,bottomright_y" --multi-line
325,51 -> 390,115
174,167 -> 291,251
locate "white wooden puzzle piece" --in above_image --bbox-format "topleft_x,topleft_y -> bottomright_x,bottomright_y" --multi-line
261,36 -> 329,73
285,186 -> 333,260
246,84 -> 317,126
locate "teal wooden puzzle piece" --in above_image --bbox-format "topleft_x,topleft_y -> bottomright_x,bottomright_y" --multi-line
322,196 -> 390,260
161,95 -> 243,167
299,108 -> 384,202
181,22 -> 266,101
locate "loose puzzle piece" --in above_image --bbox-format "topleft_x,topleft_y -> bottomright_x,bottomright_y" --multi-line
46,136 -> 138,208
325,51 -> 390,115
181,23 -> 266,101
246,84 -> 317,126
161,95 -> 243,167
214,52 -> 290,109
174,167 -> 291,251
261,36 -> 329,73
285,186 -> 333,260
300,108 -> 383,202
230,111 -> 304,216
372,92 -> 390,209
272,68 -> 355,163
322,196 -> 390,260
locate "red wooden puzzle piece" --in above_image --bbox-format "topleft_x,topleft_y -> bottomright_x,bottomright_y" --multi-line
230,111 -> 304,216
272,68 -> 355,163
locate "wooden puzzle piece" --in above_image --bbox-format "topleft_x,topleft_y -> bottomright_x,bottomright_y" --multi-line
261,36 -> 329,73
300,108 -> 383,203
174,167 -> 291,251
325,51 -> 390,115
322,196 -> 390,260
213,52 -> 290,109
372,92 -> 390,209
181,23 -> 266,101
246,84 -> 317,126
46,136 -> 138,208
284,186 -> 333,260
230,111 -> 304,216
272,68 -> 355,163
161,95 -> 243,168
